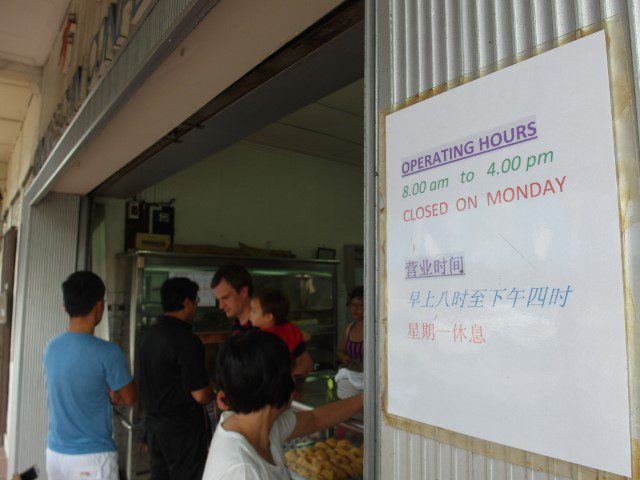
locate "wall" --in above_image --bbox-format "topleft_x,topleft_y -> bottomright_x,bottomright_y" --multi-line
90,196 -> 126,336
372,1 -> 640,479
138,140 -> 364,263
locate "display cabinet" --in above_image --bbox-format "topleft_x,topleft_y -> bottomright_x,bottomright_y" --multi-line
111,251 -> 339,479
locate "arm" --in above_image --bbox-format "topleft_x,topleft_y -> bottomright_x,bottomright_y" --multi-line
109,380 -> 137,406
179,336 -> 213,405
105,345 -> 135,406
301,330 -> 311,343
191,385 -> 214,404
292,351 -> 313,376
287,393 -> 363,441
337,324 -> 352,366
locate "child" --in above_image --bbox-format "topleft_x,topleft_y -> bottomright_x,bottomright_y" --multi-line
202,330 -> 363,480
250,288 -> 314,376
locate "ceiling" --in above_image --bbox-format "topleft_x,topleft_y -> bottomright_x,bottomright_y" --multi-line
0,0 -> 70,66
0,0 -> 69,164
246,78 -> 364,166
0,72 -> 34,164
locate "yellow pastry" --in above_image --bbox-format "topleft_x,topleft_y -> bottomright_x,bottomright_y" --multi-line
336,439 -> 352,449
345,448 -> 362,460
320,467 -> 336,480
315,450 -> 329,462
294,465 -> 310,477
332,454 -> 348,465
331,464 -> 350,480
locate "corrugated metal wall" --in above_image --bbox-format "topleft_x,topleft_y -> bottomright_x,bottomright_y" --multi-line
371,0 -> 640,478
5,193 -> 80,475
380,0 -> 637,107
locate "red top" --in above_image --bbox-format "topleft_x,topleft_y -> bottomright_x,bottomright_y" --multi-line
262,322 -> 306,359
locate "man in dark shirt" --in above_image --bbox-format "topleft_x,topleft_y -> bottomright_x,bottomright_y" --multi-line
211,264 -> 255,334
138,277 -> 213,480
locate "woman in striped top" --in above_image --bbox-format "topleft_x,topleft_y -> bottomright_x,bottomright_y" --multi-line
338,286 -> 364,367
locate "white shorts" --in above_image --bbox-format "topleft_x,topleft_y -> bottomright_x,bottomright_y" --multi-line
46,448 -> 119,480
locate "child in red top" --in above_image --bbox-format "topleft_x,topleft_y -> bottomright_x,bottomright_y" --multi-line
250,288 -> 314,376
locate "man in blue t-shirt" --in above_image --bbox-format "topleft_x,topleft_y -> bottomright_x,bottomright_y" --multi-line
44,271 -> 136,480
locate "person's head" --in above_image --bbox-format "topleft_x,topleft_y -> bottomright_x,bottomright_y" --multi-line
215,330 -> 295,414
211,264 -> 253,319
62,271 -> 106,323
161,277 -> 199,321
250,289 -> 290,328
347,286 -> 364,322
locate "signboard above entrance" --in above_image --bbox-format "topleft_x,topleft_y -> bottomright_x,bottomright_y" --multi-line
383,30 -> 631,476
35,0 -> 153,174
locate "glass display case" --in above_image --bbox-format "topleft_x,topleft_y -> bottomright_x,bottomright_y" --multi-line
111,251 -> 339,479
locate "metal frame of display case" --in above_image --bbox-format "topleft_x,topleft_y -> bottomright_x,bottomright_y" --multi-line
112,251 -> 339,479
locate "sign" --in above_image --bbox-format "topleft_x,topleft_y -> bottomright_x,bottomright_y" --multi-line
36,0 -> 153,171
168,270 -> 216,307
59,14 -> 77,73
384,31 -> 631,476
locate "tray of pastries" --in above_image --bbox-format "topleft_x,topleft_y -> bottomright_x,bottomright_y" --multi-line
285,437 -> 363,480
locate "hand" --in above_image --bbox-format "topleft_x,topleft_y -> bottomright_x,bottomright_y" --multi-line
108,389 -> 124,406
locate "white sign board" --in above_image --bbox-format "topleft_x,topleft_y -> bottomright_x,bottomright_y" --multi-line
168,269 -> 216,307
384,31 -> 631,476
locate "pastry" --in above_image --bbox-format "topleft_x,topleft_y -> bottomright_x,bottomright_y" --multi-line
285,437 -> 364,479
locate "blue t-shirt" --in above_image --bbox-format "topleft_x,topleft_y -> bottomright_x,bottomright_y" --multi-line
44,332 -> 133,454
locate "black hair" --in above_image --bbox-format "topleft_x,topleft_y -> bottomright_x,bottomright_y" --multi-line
216,330 -> 294,413
211,264 -> 253,296
253,288 -> 290,325
161,277 -> 198,312
347,285 -> 364,304
62,271 -> 106,317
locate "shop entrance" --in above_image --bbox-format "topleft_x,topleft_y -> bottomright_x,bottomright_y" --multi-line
88,3 -> 365,478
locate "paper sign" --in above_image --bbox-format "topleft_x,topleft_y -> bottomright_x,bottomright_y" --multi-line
384,31 -> 631,476
168,269 -> 216,307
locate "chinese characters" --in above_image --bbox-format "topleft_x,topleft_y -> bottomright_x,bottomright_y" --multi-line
408,285 -> 573,309
405,255 -> 465,279
407,321 -> 486,344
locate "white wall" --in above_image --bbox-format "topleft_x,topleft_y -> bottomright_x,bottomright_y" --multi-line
138,140 -> 363,263
90,197 -> 127,340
